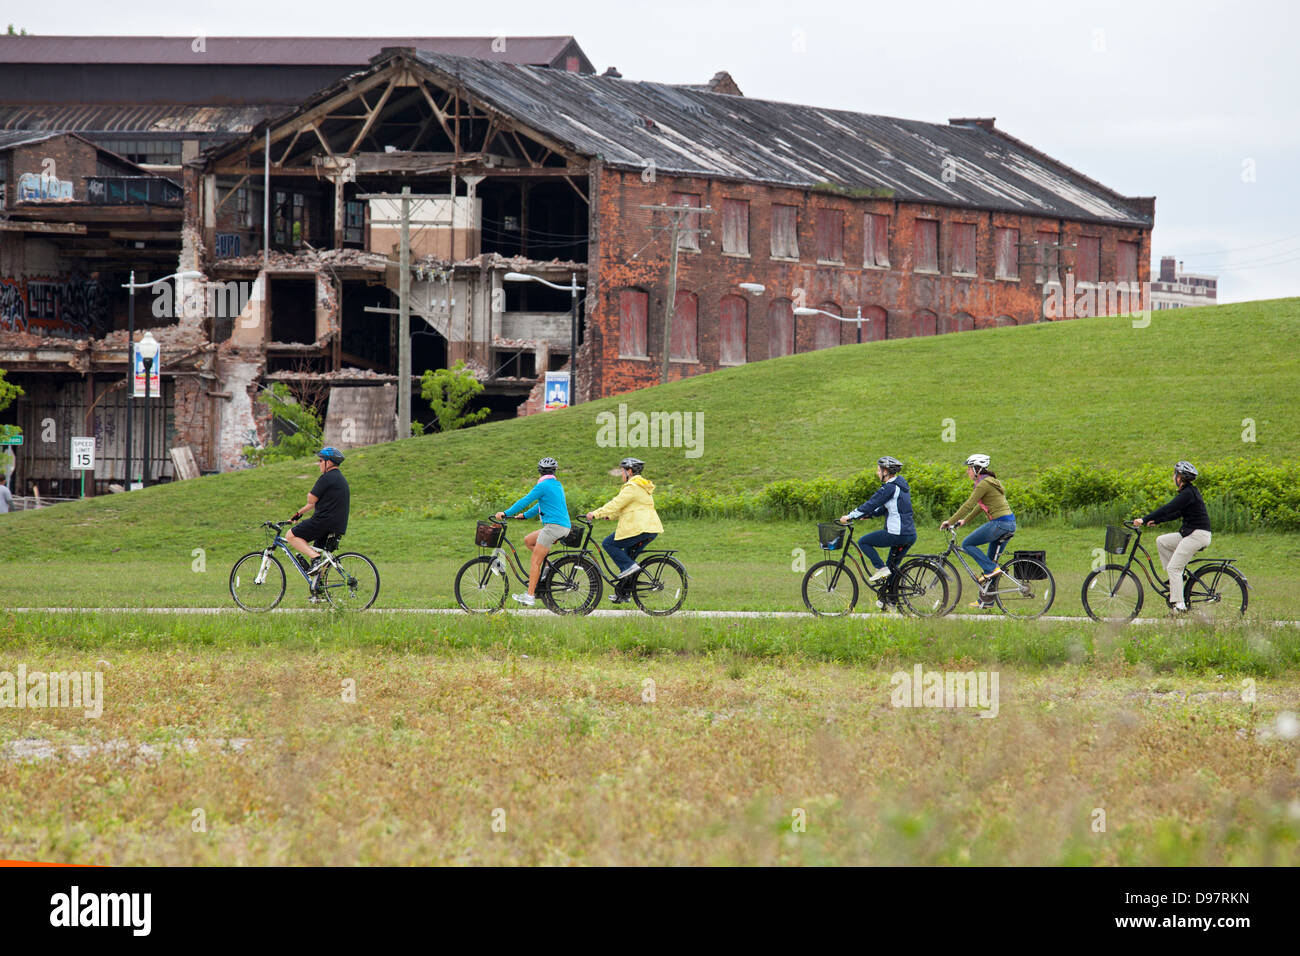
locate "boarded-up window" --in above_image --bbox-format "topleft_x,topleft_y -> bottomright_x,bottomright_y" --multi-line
995,227 -> 1019,279
1076,236 -> 1100,283
816,209 -> 844,262
915,309 -> 938,336
1036,230 -> 1058,283
769,299 -> 794,358
1117,240 -> 1138,283
671,193 -> 702,251
952,223 -> 977,275
864,213 -> 890,267
619,288 -> 648,357
862,305 -> 887,342
771,204 -> 799,259
814,302 -> 841,350
670,291 -> 698,362
914,219 -> 939,272
719,295 -> 747,365
722,199 -> 750,255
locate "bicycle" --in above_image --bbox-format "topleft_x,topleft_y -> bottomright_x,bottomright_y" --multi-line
545,516 -> 689,616
801,519 -> 948,617
229,520 -> 380,612
1080,523 -> 1248,623
453,516 -> 598,614
914,527 -> 1055,618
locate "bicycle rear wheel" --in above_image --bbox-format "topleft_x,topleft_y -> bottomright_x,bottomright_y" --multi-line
543,554 -> 602,615
454,555 -> 507,613
230,551 -> 286,612
993,559 -> 1055,619
632,555 -> 688,616
896,559 -> 949,618
321,552 -> 380,611
1187,564 -> 1248,622
1081,564 -> 1143,622
802,559 -> 858,616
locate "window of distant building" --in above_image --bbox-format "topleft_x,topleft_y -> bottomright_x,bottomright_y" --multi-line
864,213 -> 890,268
671,192 -> 702,251
914,219 -> 939,272
619,288 -> 649,358
771,204 -> 799,260
952,222 -> 977,276
722,199 -> 750,256
816,208 -> 844,263
1117,240 -> 1138,284
719,295 -> 748,365
1076,236 -> 1100,284
995,227 -> 1020,280
99,139 -> 183,166
670,291 -> 699,362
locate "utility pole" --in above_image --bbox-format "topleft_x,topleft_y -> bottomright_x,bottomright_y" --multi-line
359,188 -> 449,438
639,203 -> 712,384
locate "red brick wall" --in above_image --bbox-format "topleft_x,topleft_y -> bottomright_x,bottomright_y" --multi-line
586,168 -> 1151,402
9,136 -> 106,201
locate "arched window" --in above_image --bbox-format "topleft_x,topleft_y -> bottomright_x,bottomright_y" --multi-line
814,301 -> 841,350
719,295 -> 747,365
948,311 -> 975,333
861,305 -> 887,342
914,309 -> 938,336
618,288 -> 648,357
769,298 -> 794,358
670,290 -> 698,362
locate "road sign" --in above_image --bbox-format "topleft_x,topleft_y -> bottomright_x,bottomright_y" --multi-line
0,435 -> 20,445
71,437 -> 95,471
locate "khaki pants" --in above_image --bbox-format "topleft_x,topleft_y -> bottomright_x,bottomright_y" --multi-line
1157,529 -> 1211,607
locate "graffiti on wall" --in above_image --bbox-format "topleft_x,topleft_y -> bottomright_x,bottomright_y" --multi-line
16,172 -> 75,202
215,233 -> 242,258
0,275 -> 109,336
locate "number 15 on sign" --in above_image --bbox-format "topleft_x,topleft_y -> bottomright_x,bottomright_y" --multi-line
71,437 -> 94,498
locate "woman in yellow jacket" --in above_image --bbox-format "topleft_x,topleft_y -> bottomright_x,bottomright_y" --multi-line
585,457 -> 664,604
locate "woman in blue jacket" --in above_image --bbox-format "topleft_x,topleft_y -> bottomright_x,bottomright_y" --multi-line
838,456 -> 916,584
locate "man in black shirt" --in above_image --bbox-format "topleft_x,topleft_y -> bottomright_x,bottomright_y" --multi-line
1133,460 -> 1211,612
287,447 -> 351,578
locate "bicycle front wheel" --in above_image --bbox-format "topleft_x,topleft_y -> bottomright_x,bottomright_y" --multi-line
321,552 -> 380,611
994,558 -> 1055,619
543,554 -> 602,616
230,551 -> 286,612
896,559 -> 949,618
1187,564 -> 1248,622
802,559 -> 858,616
454,555 -> 507,613
632,555 -> 688,616
1081,564 -> 1143,622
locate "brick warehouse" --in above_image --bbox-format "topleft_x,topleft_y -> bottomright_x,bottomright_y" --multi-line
3,44 -> 1153,489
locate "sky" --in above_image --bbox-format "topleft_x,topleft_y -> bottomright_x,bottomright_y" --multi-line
12,0 -> 1299,303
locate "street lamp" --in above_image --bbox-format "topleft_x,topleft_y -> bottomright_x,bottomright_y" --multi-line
137,331 -> 159,488
504,272 -> 585,406
738,282 -> 765,295
121,270 -> 200,488
794,305 -> 868,344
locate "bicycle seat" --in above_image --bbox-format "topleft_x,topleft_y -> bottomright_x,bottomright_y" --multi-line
320,533 -> 343,551
994,531 -> 1016,544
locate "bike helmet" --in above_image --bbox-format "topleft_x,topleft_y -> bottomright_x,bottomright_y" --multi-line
538,456 -> 558,475
316,447 -> 345,465
877,456 -> 903,474
965,453 -> 990,469
1174,460 -> 1198,480
619,457 -> 645,474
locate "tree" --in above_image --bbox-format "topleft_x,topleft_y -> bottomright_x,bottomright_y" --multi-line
416,361 -> 489,434
0,369 -> 23,445
241,383 -> 324,465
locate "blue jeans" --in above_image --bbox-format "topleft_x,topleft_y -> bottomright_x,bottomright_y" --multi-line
602,531 -> 657,574
857,530 -> 917,570
961,516 -> 1016,574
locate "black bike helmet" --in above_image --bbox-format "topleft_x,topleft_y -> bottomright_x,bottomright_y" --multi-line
877,456 -> 903,474
1174,460 -> 1198,480
619,457 -> 645,474
538,456 -> 558,475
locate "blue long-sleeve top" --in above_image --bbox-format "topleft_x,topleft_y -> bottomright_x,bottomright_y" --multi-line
848,476 -> 916,536
503,475 -> 571,527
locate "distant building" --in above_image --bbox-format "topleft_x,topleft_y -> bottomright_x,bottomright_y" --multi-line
1151,256 -> 1217,309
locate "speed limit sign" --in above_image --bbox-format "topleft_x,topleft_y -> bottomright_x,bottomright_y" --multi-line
71,437 -> 95,471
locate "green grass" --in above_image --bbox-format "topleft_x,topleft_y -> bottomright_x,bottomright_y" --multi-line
1,298 -> 1297,567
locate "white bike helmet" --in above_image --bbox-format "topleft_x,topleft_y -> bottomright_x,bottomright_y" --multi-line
965,453 -> 990,469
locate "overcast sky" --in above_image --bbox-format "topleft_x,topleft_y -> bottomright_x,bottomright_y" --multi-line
14,0 -> 1299,303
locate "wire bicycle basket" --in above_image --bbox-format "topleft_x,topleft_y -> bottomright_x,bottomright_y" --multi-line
817,522 -> 845,551
476,520 -> 505,549
1104,525 -> 1133,555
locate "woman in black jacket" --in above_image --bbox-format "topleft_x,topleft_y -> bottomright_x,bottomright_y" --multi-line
1133,460 -> 1211,612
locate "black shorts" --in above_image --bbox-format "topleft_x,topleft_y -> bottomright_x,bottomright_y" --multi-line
291,517 -> 343,548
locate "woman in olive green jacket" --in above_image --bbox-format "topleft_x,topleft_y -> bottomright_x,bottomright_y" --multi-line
940,453 -> 1016,606
585,457 -> 664,604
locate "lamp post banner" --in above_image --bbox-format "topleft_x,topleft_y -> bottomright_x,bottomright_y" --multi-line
133,345 -> 161,399
543,371 -> 571,411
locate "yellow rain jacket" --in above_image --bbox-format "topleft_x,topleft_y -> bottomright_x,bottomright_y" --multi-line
591,475 -> 664,538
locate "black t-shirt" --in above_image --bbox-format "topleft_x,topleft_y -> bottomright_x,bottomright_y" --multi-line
310,468 -> 350,534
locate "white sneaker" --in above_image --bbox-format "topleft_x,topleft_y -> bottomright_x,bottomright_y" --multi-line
512,593 -> 536,607
618,563 -> 641,579
868,566 -> 892,584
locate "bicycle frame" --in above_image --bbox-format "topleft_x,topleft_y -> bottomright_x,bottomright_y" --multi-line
818,519 -> 912,599
257,525 -> 332,589
1113,525 -> 1234,600
566,516 -> 678,584
481,517 -> 541,588
935,527 -> 1024,595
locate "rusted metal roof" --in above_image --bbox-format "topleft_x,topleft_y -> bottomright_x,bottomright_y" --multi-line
409,51 -> 1150,226
0,103 -> 276,134
0,36 -> 592,71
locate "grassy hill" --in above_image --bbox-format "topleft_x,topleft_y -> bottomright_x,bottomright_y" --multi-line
1,298 -> 1296,562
